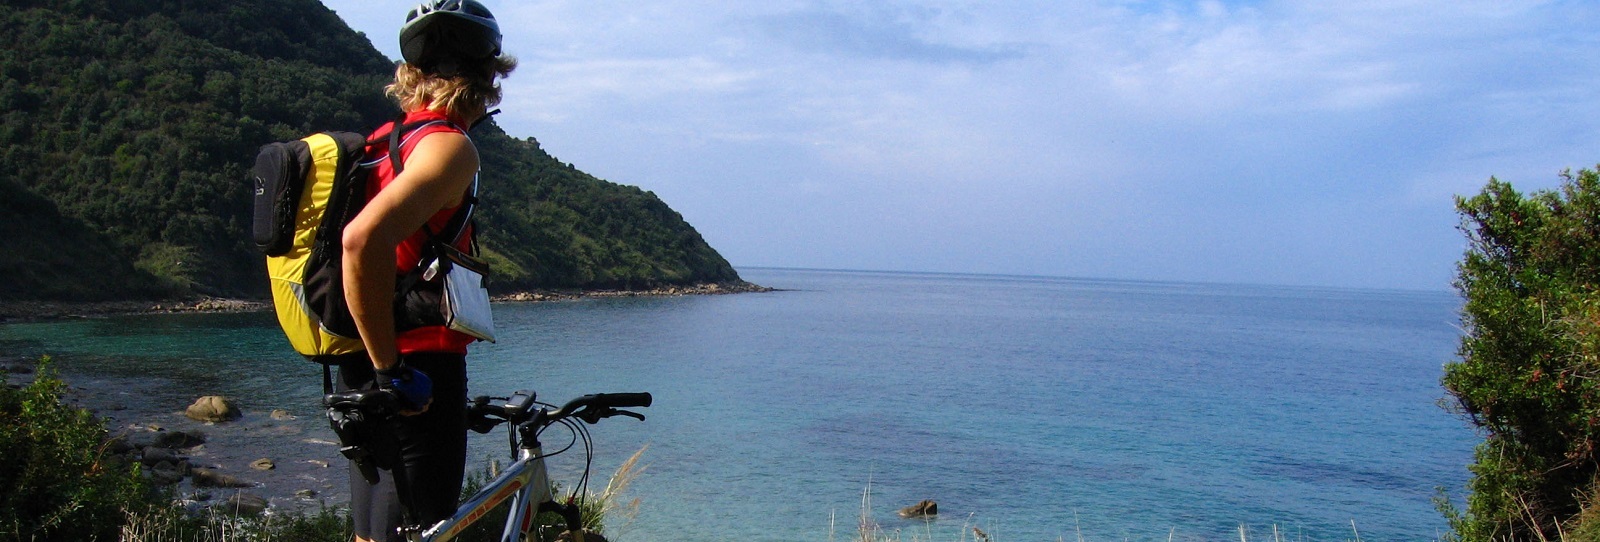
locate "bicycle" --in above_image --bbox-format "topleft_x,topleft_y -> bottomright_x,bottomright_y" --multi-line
324,387 -> 652,542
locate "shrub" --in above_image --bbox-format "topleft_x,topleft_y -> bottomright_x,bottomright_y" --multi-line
0,358 -> 644,541
1442,170 -> 1600,540
0,358 -> 156,540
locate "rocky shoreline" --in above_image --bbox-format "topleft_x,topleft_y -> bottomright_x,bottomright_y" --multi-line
0,281 -> 774,323
3,356 -> 342,517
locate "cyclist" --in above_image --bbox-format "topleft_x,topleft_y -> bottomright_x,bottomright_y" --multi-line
338,1 -> 516,541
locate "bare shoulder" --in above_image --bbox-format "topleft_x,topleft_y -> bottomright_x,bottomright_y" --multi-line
406,129 -> 480,176
412,129 -> 479,162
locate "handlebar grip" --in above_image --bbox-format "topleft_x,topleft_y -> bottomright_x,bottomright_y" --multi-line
323,388 -> 399,412
592,392 -> 652,408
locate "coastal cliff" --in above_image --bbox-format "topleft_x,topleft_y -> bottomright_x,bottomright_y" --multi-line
0,0 -> 747,302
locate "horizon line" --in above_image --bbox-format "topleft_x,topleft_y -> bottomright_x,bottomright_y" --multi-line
731,265 -> 1458,296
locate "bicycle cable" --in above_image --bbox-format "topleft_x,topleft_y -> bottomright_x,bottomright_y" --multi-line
487,395 -> 608,517
533,404 -> 597,509
571,416 -> 595,505
550,416 -> 594,504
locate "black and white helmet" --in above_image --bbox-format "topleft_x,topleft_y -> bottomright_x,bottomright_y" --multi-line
400,0 -> 502,70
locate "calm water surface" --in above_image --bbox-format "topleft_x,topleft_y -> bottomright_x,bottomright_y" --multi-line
0,268 -> 1476,541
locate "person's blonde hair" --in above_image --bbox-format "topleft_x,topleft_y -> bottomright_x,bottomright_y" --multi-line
386,55 -> 517,123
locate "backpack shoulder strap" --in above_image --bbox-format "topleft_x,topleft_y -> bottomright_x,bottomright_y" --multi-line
367,115 -> 460,175
387,114 -> 409,175
429,176 -> 479,246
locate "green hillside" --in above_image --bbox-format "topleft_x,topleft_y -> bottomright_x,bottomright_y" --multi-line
0,0 -> 743,301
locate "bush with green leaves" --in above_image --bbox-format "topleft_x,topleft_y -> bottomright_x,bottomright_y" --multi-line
0,357 -> 642,541
0,361 -> 358,541
0,359 -> 155,540
1442,169 -> 1600,540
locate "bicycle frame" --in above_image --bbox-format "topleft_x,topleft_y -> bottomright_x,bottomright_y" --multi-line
414,444 -> 554,542
326,388 -> 645,542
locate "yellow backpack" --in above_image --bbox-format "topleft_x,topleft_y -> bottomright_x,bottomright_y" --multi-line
251,131 -> 372,362
250,118 -> 467,364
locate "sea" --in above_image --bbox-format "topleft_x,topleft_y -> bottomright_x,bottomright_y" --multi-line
0,267 -> 1478,541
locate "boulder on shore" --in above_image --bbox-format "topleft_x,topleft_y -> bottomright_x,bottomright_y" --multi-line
185,396 -> 241,423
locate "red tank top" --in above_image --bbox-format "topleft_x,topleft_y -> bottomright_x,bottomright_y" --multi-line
366,109 -> 477,355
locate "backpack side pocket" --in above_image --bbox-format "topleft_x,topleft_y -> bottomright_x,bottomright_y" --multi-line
251,141 -> 311,256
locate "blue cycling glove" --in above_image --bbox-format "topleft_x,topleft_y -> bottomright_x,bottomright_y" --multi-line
375,363 -> 433,410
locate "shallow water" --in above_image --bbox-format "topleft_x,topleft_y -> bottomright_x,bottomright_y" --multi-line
0,268 -> 1477,541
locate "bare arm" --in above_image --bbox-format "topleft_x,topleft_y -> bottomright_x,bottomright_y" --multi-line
342,130 -> 479,372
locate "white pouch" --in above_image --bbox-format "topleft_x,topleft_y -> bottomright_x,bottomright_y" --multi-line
432,247 -> 496,343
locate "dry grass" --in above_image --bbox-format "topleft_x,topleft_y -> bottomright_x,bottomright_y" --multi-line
587,444 -> 649,538
115,446 -> 652,542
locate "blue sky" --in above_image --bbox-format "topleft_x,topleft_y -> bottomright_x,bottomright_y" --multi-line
321,0 -> 1600,291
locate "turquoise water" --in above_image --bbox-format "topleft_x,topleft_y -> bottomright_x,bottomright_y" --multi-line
0,268 -> 1476,541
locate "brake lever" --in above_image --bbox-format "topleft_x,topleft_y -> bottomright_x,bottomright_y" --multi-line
465,395 -> 506,434
467,412 -> 504,434
577,407 -> 647,424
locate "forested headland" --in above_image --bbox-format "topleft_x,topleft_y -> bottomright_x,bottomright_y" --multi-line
0,0 -> 746,302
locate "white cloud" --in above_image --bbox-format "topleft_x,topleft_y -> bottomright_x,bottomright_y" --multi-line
502,56 -> 762,123
320,0 -> 1600,289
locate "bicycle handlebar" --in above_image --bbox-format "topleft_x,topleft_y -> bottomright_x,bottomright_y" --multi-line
551,392 -> 653,416
461,390 -> 651,430
327,388 -> 651,433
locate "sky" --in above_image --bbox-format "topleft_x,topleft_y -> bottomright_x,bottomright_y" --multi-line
319,0 -> 1600,291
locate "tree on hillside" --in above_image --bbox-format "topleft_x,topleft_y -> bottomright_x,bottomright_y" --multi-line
0,0 -> 744,300
1443,169 -> 1600,540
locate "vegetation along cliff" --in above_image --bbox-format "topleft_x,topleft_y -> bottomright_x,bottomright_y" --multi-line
0,0 -> 743,301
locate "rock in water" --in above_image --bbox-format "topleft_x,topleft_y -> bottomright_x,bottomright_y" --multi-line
220,493 -> 268,516
140,447 -> 179,466
155,429 -> 205,448
185,396 -> 241,423
191,467 -> 253,488
898,499 -> 938,518
145,464 -> 184,486
106,434 -> 135,454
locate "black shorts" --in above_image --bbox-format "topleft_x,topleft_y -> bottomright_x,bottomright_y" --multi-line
338,352 -> 468,542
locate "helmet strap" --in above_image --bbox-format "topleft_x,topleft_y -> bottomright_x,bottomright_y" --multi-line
469,109 -> 499,131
